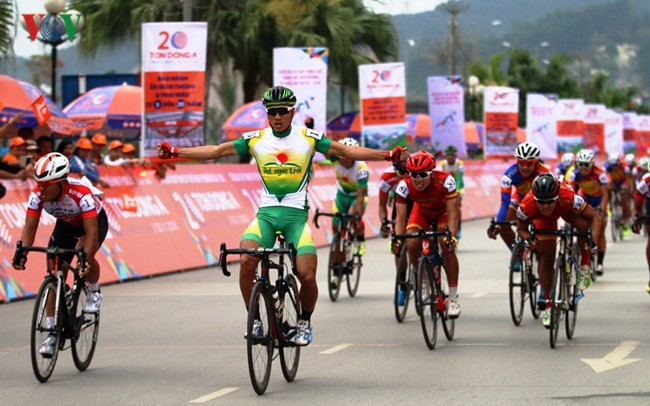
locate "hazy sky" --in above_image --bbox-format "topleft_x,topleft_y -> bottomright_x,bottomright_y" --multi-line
13,1 -> 446,58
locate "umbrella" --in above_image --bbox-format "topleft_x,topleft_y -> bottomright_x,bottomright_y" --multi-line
220,101 -> 266,140
63,84 -> 142,139
0,74 -> 74,136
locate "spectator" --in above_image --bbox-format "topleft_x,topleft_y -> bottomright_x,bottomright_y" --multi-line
25,140 -> 39,162
2,136 -> 27,166
104,140 -> 127,166
35,135 -> 54,160
91,133 -> 107,165
73,138 -> 109,188
17,126 -> 35,141
56,139 -> 75,159
0,112 -> 23,136
122,143 -> 137,159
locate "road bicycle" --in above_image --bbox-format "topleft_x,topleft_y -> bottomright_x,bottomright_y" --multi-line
610,190 -> 625,242
218,234 -> 301,395
392,224 -> 454,350
13,241 -> 100,383
313,209 -> 363,302
528,225 -> 593,349
488,218 -> 542,326
381,217 -> 416,323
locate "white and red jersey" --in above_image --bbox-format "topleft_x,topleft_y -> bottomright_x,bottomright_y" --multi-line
26,178 -> 103,226
635,173 -> 650,201
378,167 -> 403,198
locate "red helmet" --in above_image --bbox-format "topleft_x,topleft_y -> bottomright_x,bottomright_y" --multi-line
406,151 -> 436,172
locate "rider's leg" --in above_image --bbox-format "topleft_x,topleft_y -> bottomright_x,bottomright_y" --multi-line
296,253 -> 318,315
239,212 -> 275,308
621,191 -> 631,224
441,240 -> 459,300
536,239 -> 557,303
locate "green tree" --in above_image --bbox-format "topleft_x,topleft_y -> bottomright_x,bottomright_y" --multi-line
0,0 -> 15,58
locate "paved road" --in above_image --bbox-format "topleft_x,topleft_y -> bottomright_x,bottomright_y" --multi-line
1,218 -> 648,404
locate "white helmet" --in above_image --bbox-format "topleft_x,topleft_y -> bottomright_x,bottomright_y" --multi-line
575,149 -> 596,164
561,152 -> 574,167
638,157 -> 650,170
607,153 -> 621,165
514,142 -> 540,160
339,137 -> 359,147
34,152 -> 69,182
624,153 -> 635,166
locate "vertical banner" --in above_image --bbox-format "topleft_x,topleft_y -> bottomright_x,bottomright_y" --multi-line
637,115 -> 650,155
273,47 -> 329,132
484,86 -> 519,157
358,62 -> 407,149
526,93 -> 558,159
556,99 -> 584,153
427,76 -> 467,158
622,112 -> 639,154
604,109 -> 624,155
583,104 -> 606,155
142,22 -> 207,156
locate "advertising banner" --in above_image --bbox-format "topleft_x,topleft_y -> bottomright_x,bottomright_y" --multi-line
358,62 -> 407,149
637,115 -> 650,154
622,112 -> 639,154
583,104 -> 606,155
484,86 -> 519,157
604,109 -> 624,155
556,99 -> 585,153
427,76 -> 467,158
142,22 -> 207,155
526,93 -> 558,159
273,47 -> 328,133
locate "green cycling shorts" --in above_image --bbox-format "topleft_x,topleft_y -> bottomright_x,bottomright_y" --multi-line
242,206 -> 316,255
332,191 -> 367,228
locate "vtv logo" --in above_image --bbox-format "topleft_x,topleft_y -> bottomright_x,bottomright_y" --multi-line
22,12 -> 83,42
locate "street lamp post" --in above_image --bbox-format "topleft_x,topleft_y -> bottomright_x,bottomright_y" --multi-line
20,0 -> 84,103
468,76 -> 484,122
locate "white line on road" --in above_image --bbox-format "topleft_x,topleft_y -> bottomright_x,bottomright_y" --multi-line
470,292 -> 487,298
320,343 -> 353,355
189,387 -> 239,403
581,341 -> 641,373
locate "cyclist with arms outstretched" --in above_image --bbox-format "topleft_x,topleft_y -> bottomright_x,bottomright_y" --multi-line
157,86 -> 406,345
516,174 -> 601,327
13,153 -> 108,356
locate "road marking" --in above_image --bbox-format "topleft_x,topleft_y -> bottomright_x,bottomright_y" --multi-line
189,387 -> 239,403
320,343 -> 353,355
581,341 -> 641,373
470,292 -> 487,298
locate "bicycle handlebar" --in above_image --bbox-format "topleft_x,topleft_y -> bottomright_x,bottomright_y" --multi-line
13,240 -> 87,272
218,243 -> 298,277
487,217 -> 516,235
529,224 -> 593,246
313,208 -> 360,229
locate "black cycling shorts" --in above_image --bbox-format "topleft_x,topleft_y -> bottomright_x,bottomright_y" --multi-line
48,210 -> 109,263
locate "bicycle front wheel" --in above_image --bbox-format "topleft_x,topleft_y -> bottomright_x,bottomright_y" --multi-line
526,249 -> 542,319
565,262 -> 579,339
30,277 -> 60,383
508,244 -> 526,326
279,275 -> 301,382
71,284 -> 100,371
247,282 -> 273,395
394,245 -> 412,323
416,257 -> 438,350
549,257 -> 563,349
346,238 -> 362,297
439,266 -> 455,341
327,234 -> 342,302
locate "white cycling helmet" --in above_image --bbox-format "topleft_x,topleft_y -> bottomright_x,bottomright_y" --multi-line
339,137 -> 359,147
575,149 -> 596,164
561,152 -> 574,167
34,152 -> 69,182
639,157 -> 650,170
514,142 -> 540,160
607,152 -> 621,165
624,153 -> 635,166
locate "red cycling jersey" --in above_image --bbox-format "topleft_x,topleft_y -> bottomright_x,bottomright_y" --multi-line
395,171 -> 457,229
378,167 -> 402,198
26,178 -> 103,227
517,184 -> 587,233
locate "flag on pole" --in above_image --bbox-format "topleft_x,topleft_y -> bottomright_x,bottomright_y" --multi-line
31,95 -> 51,125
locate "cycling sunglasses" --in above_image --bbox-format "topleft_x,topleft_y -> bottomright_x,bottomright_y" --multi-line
409,171 -> 432,179
578,162 -> 592,167
517,159 -> 536,167
266,106 -> 293,116
37,179 -> 63,190
535,197 -> 558,205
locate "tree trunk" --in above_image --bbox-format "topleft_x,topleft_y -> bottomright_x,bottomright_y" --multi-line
243,71 -> 258,103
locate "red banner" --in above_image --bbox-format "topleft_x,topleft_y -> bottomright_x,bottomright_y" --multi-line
31,95 -> 51,125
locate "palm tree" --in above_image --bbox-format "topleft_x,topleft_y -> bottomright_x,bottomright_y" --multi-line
0,0 -> 16,58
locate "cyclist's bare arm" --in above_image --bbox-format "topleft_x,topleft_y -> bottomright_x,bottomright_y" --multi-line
600,184 -> 609,212
581,205 -> 602,243
516,218 -> 532,242
446,197 -> 460,237
354,187 -> 367,216
159,141 -> 238,161
394,200 -> 409,235
81,216 -> 100,263
14,216 -> 39,269
327,141 -> 389,162
378,193 -> 389,222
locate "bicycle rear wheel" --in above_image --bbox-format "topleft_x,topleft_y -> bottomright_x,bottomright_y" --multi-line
565,262 -> 579,339
508,244 -> 526,326
346,242 -> 362,297
549,257 -> 563,349
526,249 -> 542,319
71,284 -> 100,371
416,257 -> 438,350
279,275 -> 301,382
327,235 -> 342,302
439,266 -> 455,341
30,277 -> 60,383
394,245 -> 412,323
247,282 -> 273,395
